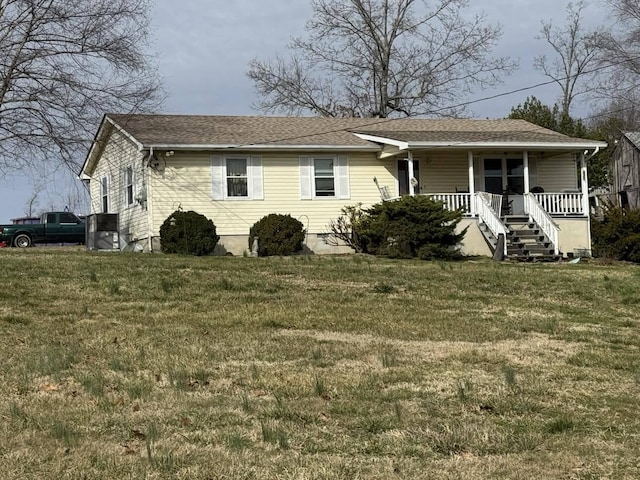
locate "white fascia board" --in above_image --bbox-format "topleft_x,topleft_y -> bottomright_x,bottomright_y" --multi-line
146,144 -> 381,152
80,116 -> 145,179
352,133 -> 409,150
79,142 -> 99,179
407,141 -> 608,150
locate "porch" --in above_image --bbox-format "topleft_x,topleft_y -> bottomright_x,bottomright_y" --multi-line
380,148 -> 593,258
428,191 -> 587,218
426,191 -> 587,258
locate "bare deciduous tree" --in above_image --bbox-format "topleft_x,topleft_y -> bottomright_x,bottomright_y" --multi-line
248,0 -> 516,118
534,1 -> 601,116
0,0 -> 162,174
24,186 -> 40,217
595,0 -> 640,108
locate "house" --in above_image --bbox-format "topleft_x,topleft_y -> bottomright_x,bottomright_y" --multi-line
80,114 -> 606,258
610,132 -> 640,209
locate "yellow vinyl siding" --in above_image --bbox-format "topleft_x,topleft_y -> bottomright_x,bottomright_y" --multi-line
150,152 -> 395,235
88,130 -> 148,241
537,155 -> 578,192
418,153 -> 468,193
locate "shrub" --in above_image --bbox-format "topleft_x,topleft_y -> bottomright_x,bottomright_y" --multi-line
353,196 -> 467,259
325,203 -> 366,253
249,214 -> 305,256
160,210 -> 219,256
592,207 -> 640,262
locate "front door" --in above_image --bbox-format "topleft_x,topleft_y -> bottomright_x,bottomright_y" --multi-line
483,158 -> 525,214
398,159 -> 420,196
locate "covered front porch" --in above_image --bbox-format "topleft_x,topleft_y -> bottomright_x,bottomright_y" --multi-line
355,119 -> 606,258
380,149 -> 594,258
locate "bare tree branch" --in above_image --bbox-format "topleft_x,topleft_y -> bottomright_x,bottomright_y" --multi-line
248,0 -> 517,118
534,1 -> 601,116
0,0 -> 163,175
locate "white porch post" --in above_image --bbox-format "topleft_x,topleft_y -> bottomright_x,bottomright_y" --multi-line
408,151 -> 415,196
523,151 -> 530,193
467,151 -> 476,215
580,151 -> 589,216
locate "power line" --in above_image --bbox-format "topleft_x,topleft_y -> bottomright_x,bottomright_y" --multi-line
226,56 -> 640,149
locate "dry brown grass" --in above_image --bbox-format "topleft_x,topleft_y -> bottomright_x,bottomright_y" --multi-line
0,249 -> 639,479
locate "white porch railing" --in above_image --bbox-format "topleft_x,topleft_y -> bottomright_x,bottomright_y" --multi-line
533,192 -> 584,216
485,193 -> 503,216
427,193 -> 473,215
477,192 -> 508,256
524,193 -> 560,255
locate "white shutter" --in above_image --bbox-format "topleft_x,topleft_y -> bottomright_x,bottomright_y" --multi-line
211,155 -> 224,200
104,175 -> 111,213
120,168 -> 126,208
250,156 -> 263,200
300,156 -> 312,199
336,155 -> 350,199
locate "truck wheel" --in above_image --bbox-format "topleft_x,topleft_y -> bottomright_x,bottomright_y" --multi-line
14,234 -> 32,248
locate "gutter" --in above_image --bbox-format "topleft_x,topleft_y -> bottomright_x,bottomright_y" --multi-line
584,146 -> 601,162
144,144 -> 381,152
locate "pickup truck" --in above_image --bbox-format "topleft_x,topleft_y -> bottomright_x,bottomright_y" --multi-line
0,212 -> 85,248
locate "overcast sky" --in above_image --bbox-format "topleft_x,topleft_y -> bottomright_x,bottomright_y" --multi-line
0,0 -> 610,222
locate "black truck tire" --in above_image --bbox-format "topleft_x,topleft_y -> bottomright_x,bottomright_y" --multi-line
14,234 -> 32,248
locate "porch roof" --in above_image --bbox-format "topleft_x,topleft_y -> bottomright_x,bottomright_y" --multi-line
352,124 -> 607,152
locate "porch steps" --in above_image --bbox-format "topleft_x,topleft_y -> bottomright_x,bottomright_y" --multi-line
478,216 -> 560,261
504,216 -> 560,261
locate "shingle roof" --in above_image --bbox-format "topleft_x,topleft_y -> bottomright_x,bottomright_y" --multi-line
623,132 -> 640,149
107,114 -> 378,147
106,114 -> 601,148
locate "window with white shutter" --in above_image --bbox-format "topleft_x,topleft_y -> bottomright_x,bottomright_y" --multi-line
300,155 -> 350,199
211,155 -> 263,200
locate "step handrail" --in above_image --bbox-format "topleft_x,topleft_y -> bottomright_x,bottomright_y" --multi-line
524,193 -> 560,255
477,192 -> 508,256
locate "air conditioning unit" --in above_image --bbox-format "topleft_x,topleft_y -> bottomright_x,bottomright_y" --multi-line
86,213 -> 120,251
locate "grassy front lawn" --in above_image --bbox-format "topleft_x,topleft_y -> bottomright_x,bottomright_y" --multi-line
1,249 -> 639,479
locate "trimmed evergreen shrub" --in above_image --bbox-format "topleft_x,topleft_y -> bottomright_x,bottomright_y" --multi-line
249,214 -> 306,256
592,207 -> 640,262
160,210 -> 219,256
356,196 -> 467,259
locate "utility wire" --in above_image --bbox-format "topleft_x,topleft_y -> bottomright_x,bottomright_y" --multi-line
224,56 -> 640,149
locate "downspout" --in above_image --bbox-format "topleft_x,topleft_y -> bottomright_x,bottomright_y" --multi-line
146,146 -> 155,252
583,146 -> 600,256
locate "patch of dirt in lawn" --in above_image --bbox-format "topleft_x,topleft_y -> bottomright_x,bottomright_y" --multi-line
277,329 -> 578,367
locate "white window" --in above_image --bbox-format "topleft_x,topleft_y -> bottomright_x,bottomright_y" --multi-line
226,157 -> 249,197
101,176 -> 109,213
300,156 -> 350,199
124,166 -> 134,206
482,157 -> 525,194
314,158 -> 335,196
211,155 -> 263,200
